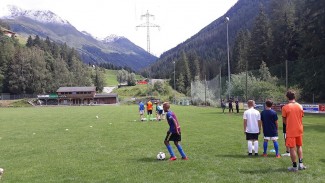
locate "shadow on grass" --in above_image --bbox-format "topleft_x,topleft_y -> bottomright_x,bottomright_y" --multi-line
136,157 -> 161,163
320,159 -> 325,163
240,168 -> 286,174
215,154 -> 250,159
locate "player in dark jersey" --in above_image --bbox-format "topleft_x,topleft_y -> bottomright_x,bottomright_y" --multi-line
261,100 -> 280,158
163,102 -> 188,161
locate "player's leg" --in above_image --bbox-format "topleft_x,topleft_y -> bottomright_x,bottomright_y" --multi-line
247,140 -> 253,155
149,110 -> 153,121
146,110 -> 149,121
246,133 -> 253,156
174,141 -> 188,160
272,138 -> 280,157
287,137 -> 298,171
289,147 -> 297,171
296,136 -> 306,170
164,132 -> 176,160
263,138 -> 269,156
282,133 -> 290,156
253,139 -> 259,156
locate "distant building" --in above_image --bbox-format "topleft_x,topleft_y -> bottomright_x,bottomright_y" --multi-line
56,86 -> 118,105
0,28 -> 16,38
35,86 -> 119,105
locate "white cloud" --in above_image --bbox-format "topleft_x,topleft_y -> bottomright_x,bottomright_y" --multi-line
0,0 -> 237,56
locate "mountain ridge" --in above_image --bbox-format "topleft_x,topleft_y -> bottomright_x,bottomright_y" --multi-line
0,5 -> 157,71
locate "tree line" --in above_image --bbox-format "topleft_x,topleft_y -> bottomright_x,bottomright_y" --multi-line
148,0 -> 325,102
0,31 -> 106,94
231,0 -> 325,102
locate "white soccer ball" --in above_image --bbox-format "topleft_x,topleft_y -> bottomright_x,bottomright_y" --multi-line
0,168 -> 4,175
156,152 -> 166,160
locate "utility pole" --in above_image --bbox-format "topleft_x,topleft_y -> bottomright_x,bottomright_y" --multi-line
136,10 -> 160,53
219,65 -> 222,102
225,17 -> 231,100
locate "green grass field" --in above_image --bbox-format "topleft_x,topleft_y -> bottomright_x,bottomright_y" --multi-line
0,105 -> 324,182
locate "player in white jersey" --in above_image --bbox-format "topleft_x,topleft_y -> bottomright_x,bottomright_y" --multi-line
243,100 -> 262,156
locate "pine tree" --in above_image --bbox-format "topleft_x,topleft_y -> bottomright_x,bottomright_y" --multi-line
247,6 -> 271,71
176,73 -> 185,93
232,29 -> 251,73
188,51 -> 200,80
179,51 -> 191,93
26,36 -> 34,47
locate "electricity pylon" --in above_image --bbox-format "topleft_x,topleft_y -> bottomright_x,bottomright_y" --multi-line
136,10 -> 160,53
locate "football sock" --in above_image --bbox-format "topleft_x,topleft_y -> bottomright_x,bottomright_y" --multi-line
166,144 -> 175,157
254,141 -> 259,154
248,141 -> 253,153
273,141 -> 279,155
292,162 -> 297,167
299,158 -> 303,163
176,144 -> 186,158
263,141 -> 268,154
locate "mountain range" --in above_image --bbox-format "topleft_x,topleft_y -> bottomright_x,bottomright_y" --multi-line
0,5 -> 157,71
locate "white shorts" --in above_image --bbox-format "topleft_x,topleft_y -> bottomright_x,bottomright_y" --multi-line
264,136 -> 278,141
139,110 -> 144,115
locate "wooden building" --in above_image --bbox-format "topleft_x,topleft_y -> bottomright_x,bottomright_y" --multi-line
56,87 -> 118,105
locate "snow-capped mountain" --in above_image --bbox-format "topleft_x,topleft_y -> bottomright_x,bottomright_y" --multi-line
0,5 -> 157,71
101,34 -> 125,43
0,5 -> 69,25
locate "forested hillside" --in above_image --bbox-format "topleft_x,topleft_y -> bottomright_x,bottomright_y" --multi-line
149,0 -> 325,102
0,27 -> 106,94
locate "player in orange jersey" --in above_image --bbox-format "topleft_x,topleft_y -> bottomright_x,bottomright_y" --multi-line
282,91 -> 307,172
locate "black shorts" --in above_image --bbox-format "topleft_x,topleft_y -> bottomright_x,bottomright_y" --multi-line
158,110 -> 163,115
165,131 -> 181,142
246,133 -> 259,140
147,110 -> 152,115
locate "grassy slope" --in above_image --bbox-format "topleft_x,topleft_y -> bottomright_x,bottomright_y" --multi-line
0,105 -> 324,182
104,69 -> 119,86
103,69 -> 144,87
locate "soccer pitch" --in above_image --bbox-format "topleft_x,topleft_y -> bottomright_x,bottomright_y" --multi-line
0,105 -> 324,182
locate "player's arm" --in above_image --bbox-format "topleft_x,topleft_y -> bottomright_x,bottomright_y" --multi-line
282,117 -> 286,125
275,120 -> 278,130
258,120 -> 262,134
172,118 -> 180,134
243,119 -> 247,134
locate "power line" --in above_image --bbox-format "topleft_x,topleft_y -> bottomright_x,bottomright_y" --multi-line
136,10 -> 160,53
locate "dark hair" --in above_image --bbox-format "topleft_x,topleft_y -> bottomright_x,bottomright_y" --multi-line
265,100 -> 273,107
286,91 -> 295,100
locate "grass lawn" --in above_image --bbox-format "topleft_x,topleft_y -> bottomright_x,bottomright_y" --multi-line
0,105 -> 324,182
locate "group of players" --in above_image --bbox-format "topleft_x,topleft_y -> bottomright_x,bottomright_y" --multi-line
138,100 -> 165,121
243,90 -> 306,172
138,90 -> 306,171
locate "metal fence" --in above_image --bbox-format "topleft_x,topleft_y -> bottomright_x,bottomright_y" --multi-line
1,93 -> 38,100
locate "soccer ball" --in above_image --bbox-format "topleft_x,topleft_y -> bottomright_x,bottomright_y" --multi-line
156,152 -> 166,160
0,168 -> 4,175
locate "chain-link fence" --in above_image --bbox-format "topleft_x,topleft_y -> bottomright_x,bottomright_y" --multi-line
190,58 -> 324,106
1,93 -> 37,100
